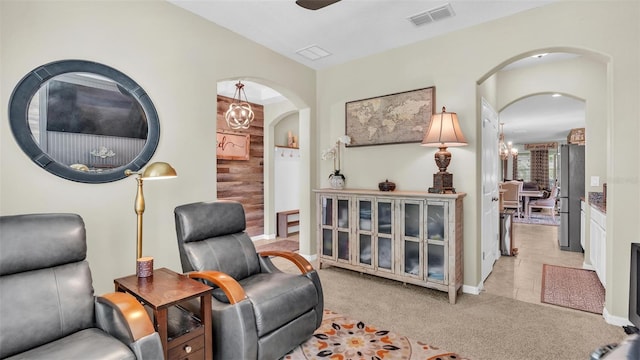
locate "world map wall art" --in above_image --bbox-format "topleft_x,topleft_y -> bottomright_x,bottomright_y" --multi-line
345,86 -> 435,147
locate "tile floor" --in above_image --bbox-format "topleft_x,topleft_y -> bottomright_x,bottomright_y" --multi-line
482,222 -> 585,306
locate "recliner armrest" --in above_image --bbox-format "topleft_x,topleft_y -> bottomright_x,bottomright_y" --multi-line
95,292 -> 165,359
258,250 -> 314,274
187,270 -> 247,304
96,292 -> 156,341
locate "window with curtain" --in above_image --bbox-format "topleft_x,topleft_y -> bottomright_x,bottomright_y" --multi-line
517,147 -> 558,189
517,153 -> 530,181
530,149 -> 549,188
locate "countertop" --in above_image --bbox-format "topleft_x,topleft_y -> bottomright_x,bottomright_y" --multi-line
587,191 -> 606,214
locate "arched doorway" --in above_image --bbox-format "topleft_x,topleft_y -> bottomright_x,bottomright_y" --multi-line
216,79 -> 314,256
477,49 -> 609,301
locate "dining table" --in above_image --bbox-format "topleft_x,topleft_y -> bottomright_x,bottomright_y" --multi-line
520,190 -> 544,217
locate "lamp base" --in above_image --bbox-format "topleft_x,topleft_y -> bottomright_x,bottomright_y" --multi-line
428,171 -> 457,194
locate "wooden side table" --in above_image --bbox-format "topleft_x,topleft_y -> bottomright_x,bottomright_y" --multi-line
114,268 -> 212,360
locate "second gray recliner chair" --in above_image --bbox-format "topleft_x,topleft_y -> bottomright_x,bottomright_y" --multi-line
174,200 -> 323,360
0,213 -> 164,360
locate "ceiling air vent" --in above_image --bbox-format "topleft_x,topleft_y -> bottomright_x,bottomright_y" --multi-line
408,3 -> 455,26
296,45 -> 332,61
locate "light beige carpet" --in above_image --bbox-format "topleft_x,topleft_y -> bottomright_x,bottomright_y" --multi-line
284,309 -> 466,360
312,265 -> 625,360
541,264 -> 605,314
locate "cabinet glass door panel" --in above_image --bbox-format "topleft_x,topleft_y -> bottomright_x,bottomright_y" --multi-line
322,197 -> 333,226
426,202 -> 446,241
377,201 -> 392,235
337,231 -> 350,261
337,199 -> 349,229
404,202 -> 421,238
322,229 -> 333,257
358,199 -> 372,231
403,240 -> 420,276
427,243 -> 445,282
359,234 -> 372,266
377,237 -> 392,270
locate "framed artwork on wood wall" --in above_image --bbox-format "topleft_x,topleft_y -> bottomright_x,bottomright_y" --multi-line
345,86 -> 435,147
216,131 -> 250,160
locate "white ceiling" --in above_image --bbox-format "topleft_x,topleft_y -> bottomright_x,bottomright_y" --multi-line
175,0 -> 584,145
168,0 -> 554,70
500,93 -> 585,146
499,52 -> 585,146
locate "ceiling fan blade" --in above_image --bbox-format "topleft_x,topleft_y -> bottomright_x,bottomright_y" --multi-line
295,0 -> 341,11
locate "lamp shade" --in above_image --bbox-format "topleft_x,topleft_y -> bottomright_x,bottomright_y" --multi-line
140,162 -> 177,180
421,107 -> 467,147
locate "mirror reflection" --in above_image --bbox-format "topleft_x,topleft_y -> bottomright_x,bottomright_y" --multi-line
9,60 -> 160,183
28,73 -> 148,172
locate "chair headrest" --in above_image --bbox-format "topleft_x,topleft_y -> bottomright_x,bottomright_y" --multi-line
174,200 -> 246,243
0,213 -> 86,276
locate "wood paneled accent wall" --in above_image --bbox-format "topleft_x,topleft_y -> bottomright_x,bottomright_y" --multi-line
216,95 -> 264,237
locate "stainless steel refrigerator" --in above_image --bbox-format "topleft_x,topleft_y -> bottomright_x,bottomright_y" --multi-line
558,144 -> 585,252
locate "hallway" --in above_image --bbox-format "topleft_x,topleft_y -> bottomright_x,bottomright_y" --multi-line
483,222 -> 585,306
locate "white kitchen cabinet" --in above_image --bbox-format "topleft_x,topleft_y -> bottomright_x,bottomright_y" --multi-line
315,189 -> 465,304
589,205 -> 606,286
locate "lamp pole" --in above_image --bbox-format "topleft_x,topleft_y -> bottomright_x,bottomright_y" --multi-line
125,162 -> 177,272
134,175 -> 145,259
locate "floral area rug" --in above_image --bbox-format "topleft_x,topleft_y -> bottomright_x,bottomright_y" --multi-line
283,310 -> 467,360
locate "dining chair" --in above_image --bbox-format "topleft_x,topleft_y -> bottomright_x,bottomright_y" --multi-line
500,180 -> 523,218
528,186 -> 559,222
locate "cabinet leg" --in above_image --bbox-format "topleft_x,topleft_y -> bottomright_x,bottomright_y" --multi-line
448,289 -> 456,304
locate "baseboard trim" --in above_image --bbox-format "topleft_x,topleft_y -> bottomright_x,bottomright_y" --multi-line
463,283 -> 482,295
301,254 -> 318,262
603,307 -> 633,327
251,234 -> 276,242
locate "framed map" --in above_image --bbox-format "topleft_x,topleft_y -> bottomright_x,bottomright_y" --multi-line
345,86 -> 435,147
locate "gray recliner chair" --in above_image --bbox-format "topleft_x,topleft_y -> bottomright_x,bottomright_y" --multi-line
0,213 -> 164,360
174,200 -> 323,360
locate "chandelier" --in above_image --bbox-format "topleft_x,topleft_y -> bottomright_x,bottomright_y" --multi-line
499,123 -> 518,160
224,81 -> 255,129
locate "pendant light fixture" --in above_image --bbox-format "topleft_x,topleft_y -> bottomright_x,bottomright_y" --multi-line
499,123 -> 518,160
224,81 -> 255,130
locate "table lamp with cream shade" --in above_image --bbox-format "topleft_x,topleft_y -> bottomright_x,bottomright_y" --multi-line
421,106 -> 467,194
125,161 -> 177,277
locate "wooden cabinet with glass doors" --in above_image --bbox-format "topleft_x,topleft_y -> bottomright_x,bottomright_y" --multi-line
315,189 -> 465,304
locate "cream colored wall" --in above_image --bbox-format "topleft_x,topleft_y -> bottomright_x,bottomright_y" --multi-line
275,113 -> 300,147
316,1 -> 638,319
0,0 -> 316,294
496,56 -> 607,193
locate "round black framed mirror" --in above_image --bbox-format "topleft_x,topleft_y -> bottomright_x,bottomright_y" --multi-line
8,60 -> 160,183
